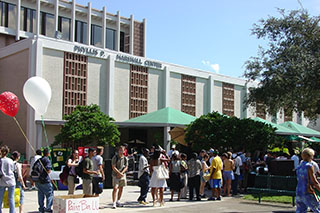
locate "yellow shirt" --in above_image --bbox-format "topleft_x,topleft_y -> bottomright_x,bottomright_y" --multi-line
210,156 -> 222,179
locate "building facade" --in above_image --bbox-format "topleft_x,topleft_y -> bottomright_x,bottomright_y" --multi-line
0,0 -> 313,159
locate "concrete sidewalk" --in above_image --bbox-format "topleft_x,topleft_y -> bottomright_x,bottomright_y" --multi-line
6,185 -> 296,212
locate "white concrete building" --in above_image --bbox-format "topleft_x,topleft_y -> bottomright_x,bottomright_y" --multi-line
0,0 -> 312,159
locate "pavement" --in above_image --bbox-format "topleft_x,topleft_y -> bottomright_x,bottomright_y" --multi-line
5,186 -> 296,213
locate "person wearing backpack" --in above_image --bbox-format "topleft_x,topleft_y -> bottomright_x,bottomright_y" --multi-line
34,148 -> 53,213
82,148 -> 99,196
0,145 -> 16,213
111,146 -> 128,209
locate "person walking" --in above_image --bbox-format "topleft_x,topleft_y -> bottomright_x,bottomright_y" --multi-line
0,146 -> 16,213
296,148 -> 320,212
82,148 -> 99,196
187,153 -> 202,201
67,149 -> 79,195
222,152 -> 234,197
12,151 -> 26,213
200,154 -> 210,198
111,146 -> 128,209
149,149 -> 168,207
180,153 -> 188,199
35,148 -> 54,213
92,146 -> 105,196
137,148 -> 150,205
169,154 -> 182,201
208,150 -> 222,201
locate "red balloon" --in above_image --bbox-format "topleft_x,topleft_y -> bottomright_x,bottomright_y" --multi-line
0,91 -> 19,117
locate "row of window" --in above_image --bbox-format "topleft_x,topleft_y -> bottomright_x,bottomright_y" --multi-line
0,2 -> 124,51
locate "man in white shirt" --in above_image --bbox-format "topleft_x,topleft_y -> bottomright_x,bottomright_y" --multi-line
137,148 -> 150,205
232,154 -> 242,196
291,151 -> 300,170
168,145 -> 179,159
92,146 -> 105,196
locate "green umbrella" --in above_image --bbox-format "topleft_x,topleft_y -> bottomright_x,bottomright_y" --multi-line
252,117 -> 299,135
280,121 -> 320,137
310,137 -> 320,143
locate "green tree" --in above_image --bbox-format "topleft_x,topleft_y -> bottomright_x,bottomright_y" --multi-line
53,104 -> 120,147
185,112 -> 277,153
244,9 -> 320,120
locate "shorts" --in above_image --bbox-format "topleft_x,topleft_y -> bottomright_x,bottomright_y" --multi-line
112,177 -> 126,187
223,171 -> 234,181
209,179 -> 221,189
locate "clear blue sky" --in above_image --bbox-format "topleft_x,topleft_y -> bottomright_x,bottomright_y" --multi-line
77,0 -> 319,78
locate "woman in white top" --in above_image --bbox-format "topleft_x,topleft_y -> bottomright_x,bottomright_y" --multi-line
67,149 -> 79,195
200,154 -> 210,198
12,151 -> 26,213
149,149 -> 168,207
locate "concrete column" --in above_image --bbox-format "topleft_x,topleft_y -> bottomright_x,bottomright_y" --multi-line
54,0 -> 59,32
143,18 -> 146,57
36,123 -> 43,149
102,6 -> 106,48
163,127 -> 171,152
164,66 -> 170,108
87,2 -> 91,45
208,75 -> 214,113
129,14 -> 134,55
116,10 -> 120,51
70,0 -> 76,42
16,0 -> 21,40
106,55 -> 115,117
36,0 -> 41,36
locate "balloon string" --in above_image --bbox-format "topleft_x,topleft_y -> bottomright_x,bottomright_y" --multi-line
12,116 -> 58,190
41,115 -> 49,148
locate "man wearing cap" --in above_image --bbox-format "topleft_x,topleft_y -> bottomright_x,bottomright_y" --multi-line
208,149 -> 222,201
168,144 -> 179,159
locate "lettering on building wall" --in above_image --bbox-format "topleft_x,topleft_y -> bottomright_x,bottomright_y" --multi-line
116,54 -> 162,69
74,46 -> 106,57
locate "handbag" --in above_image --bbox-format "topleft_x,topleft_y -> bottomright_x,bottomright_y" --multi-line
307,171 -> 320,202
3,188 -> 20,208
203,172 -> 211,182
157,164 -> 169,180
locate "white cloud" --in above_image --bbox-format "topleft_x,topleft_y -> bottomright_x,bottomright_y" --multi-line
201,60 -> 220,74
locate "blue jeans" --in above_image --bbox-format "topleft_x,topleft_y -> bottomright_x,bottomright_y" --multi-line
138,172 -> 150,202
0,185 -> 15,213
35,182 -> 53,212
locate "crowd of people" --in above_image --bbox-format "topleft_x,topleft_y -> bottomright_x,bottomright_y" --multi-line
1,142 -> 320,212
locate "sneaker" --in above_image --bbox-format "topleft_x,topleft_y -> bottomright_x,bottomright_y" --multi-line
139,201 -> 148,205
208,197 -> 216,201
216,197 -> 221,201
201,194 -> 206,198
116,201 -> 124,207
112,203 -> 116,209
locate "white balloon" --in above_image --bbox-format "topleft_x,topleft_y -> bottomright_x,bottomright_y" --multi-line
23,77 -> 52,115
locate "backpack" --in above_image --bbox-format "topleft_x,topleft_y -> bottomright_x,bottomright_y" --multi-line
31,158 -> 44,182
75,158 -> 85,178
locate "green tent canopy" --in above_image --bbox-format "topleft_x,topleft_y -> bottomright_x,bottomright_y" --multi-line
252,117 -> 298,135
310,137 -> 320,143
279,121 -> 320,137
123,107 -> 196,126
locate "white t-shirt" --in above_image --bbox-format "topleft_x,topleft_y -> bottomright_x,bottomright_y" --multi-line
311,160 -> 319,175
92,155 -> 103,177
0,157 -> 16,187
138,155 -> 149,178
291,155 -> 299,169
30,154 -> 41,175
168,150 -> 179,158
234,156 -> 243,175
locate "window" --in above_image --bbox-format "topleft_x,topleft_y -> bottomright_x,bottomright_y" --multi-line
130,65 -> 148,118
75,20 -> 87,44
20,7 -> 36,33
0,1 -> 16,29
256,102 -> 266,119
222,83 -> 234,117
106,28 -> 115,50
40,12 -> 54,37
181,75 -> 196,116
91,24 -> 102,47
120,31 -> 125,52
63,52 -> 88,116
58,16 -> 71,40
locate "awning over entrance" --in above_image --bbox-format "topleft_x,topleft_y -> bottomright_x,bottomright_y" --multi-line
279,121 -> 320,137
252,117 -> 298,135
117,107 -> 196,127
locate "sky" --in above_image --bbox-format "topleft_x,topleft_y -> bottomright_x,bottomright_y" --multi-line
76,0 -> 320,78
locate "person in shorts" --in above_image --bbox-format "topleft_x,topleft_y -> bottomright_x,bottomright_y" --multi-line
208,149 -> 222,201
111,146 -> 128,209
